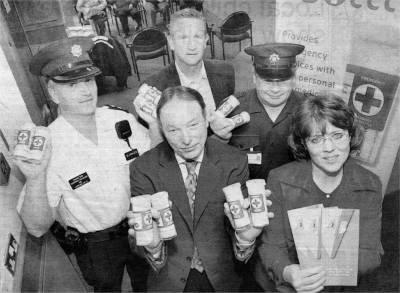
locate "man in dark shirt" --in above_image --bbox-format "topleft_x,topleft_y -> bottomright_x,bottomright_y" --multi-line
212,43 -> 306,182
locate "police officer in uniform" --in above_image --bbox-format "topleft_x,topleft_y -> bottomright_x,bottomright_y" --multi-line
14,37 -> 163,292
210,43 -> 305,292
212,43 -> 306,182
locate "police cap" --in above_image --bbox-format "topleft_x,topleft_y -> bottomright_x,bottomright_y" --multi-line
29,37 -> 101,83
245,43 -> 305,82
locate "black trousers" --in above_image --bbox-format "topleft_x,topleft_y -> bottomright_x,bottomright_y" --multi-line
183,269 -> 215,292
116,9 -> 141,34
75,236 -> 149,292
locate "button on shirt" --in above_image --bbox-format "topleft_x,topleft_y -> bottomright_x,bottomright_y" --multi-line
175,61 -> 215,117
18,107 -> 151,233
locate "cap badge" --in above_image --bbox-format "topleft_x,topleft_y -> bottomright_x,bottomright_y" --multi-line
269,53 -> 280,63
71,44 -> 82,58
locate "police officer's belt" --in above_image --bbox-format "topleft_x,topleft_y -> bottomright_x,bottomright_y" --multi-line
82,219 -> 129,243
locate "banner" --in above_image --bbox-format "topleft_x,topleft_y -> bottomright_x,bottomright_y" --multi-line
275,0 -> 400,193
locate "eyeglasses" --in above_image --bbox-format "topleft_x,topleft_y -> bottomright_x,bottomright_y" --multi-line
306,132 -> 349,147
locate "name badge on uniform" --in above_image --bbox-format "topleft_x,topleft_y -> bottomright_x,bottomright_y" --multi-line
69,172 -> 91,190
247,148 -> 262,165
125,149 -> 139,161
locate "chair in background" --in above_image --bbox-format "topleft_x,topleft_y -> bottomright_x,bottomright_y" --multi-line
206,23 -> 214,59
125,27 -> 171,81
74,5 -> 113,36
107,5 -> 121,35
211,11 -> 253,60
138,0 -> 170,27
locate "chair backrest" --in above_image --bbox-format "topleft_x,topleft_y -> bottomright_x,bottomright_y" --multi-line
220,11 -> 251,35
131,28 -> 167,52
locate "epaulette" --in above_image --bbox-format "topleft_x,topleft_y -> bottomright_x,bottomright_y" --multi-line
105,104 -> 129,113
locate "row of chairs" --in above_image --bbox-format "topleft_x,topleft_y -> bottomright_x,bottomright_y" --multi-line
126,9 -> 253,81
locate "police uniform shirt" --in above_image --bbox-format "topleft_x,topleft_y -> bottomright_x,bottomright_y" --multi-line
18,107 -> 151,233
228,89 -> 304,181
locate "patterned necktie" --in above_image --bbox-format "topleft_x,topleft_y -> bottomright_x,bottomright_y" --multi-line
184,160 -> 198,217
184,160 -> 204,273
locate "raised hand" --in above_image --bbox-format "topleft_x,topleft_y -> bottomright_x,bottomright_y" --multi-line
12,126 -> 52,180
208,111 -> 235,140
134,84 -> 161,125
283,264 -> 326,293
224,189 -> 274,242
127,208 -> 162,250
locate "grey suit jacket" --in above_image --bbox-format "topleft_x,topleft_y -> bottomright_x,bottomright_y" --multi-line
129,138 -> 249,292
143,59 -> 235,107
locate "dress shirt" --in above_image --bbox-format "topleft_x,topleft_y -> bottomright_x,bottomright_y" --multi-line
175,61 -> 215,117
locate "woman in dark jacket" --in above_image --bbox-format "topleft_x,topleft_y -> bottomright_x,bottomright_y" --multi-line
256,93 -> 384,292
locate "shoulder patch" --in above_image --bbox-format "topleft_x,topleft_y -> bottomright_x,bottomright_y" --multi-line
105,104 -> 129,113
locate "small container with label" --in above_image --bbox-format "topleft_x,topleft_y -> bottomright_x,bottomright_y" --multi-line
230,111 -> 250,128
215,95 -> 240,118
28,126 -> 50,164
131,195 -> 153,246
151,191 -> 177,240
246,179 -> 269,227
142,100 -> 157,116
138,84 -> 161,105
13,122 -> 36,160
222,182 -> 251,230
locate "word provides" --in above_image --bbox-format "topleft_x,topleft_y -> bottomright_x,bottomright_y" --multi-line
283,31 -> 319,43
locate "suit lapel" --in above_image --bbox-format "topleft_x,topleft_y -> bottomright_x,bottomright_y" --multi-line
193,142 -> 221,229
157,144 -> 194,233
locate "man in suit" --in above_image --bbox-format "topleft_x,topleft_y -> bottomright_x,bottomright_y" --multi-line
134,8 -> 235,120
127,86 -> 269,292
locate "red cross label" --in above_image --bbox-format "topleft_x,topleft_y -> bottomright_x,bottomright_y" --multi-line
158,208 -> 173,227
229,200 -> 244,219
17,130 -> 31,145
30,136 -> 46,151
134,211 -> 153,231
250,194 -> 265,213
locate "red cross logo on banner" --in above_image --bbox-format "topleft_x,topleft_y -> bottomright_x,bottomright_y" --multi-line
352,84 -> 383,116
346,64 -> 399,131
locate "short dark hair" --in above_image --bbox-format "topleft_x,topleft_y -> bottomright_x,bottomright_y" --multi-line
288,93 -> 364,160
167,8 -> 207,36
156,86 -> 207,124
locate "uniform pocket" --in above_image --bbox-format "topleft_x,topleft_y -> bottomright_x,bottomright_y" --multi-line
229,135 -> 260,151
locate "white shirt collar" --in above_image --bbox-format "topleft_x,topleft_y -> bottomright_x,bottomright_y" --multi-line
175,148 -> 205,165
175,60 -> 208,87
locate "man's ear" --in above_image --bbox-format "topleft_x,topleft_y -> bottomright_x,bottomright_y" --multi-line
203,33 -> 209,50
47,81 -> 60,105
252,67 -> 257,85
167,35 -> 174,51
